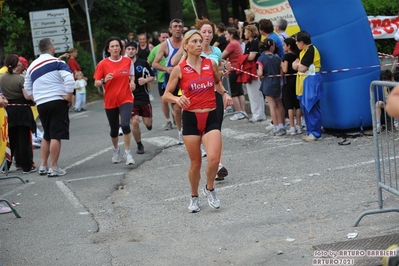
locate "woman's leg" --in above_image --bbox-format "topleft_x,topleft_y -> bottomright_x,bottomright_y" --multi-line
202,130 -> 222,190
119,103 -> 133,152
266,96 -> 277,127
105,108 -> 120,149
184,135 -> 202,196
246,79 -> 265,120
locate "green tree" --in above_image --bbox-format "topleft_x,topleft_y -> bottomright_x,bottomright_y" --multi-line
0,5 -> 25,61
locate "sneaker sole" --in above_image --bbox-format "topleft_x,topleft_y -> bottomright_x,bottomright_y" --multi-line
126,160 -> 135,165
188,208 -> 200,213
216,168 -> 228,180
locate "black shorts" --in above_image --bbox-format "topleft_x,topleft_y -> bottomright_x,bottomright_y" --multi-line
228,71 -> 244,97
37,100 -> 70,140
182,109 -> 220,136
282,81 -> 300,109
215,91 -> 224,129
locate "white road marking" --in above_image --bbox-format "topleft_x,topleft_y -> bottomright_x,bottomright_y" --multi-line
56,180 -> 86,211
66,172 -> 125,183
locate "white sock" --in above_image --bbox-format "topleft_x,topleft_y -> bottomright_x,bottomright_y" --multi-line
125,150 -> 131,155
114,148 -> 120,153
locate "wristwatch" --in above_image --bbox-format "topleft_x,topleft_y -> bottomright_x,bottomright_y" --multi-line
223,91 -> 229,95
101,78 -> 106,84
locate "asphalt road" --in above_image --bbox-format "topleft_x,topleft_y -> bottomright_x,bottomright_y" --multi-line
1,84 -> 398,266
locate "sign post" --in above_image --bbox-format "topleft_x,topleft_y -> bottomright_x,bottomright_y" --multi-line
29,8 -> 73,56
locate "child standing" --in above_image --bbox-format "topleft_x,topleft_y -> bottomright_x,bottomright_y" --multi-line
74,71 -> 87,112
281,37 -> 302,135
257,38 -> 285,136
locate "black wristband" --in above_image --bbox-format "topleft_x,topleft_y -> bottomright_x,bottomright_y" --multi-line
101,78 -> 106,84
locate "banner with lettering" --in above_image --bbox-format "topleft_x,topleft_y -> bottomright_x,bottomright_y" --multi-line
250,0 -> 398,39
369,16 -> 399,39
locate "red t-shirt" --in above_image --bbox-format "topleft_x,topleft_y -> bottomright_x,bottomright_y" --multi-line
224,40 -> 242,68
67,58 -> 81,73
178,57 -> 216,111
94,56 -> 134,109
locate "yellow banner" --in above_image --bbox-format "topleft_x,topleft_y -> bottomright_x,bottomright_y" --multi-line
250,0 -> 300,37
0,108 -> 7,164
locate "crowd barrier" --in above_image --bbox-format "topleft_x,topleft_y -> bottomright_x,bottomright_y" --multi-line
354,80 -> 399,226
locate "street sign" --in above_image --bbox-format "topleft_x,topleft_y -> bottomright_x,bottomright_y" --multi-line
29,8 -> 74,56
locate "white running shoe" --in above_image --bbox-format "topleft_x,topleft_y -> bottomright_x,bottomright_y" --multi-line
188,196 -> 200,213
265,123 -> 275,131
118,127 -> 123,136
178,131 -> 184,144
112,149 -> 120,164
163,121 -> 173,131
202,186 -> 220,209
286,127 -> 297,136
47,167 -> 66,177
295,125 -> 302,134
124,153 -> 135,165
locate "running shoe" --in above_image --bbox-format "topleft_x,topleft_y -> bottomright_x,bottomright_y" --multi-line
164,121 -> 173,131
188,196 -> 200,213
178,131 -> 184,144
124,153 -> 135,165
118,127 -> 123,136
265,123 -> 275,131
215,166 -> 228,181
47,167 -> 66,177
275,128 -> 286,136
112,149 -> 120,164
302,133 -> 321,142
295,125 -> 302,134
230,113 -> 245,121
23,166 -> 37,174
39,165 -> 48,176
286,127 -> 297,136
202,186 -> 220,209
137,143 -> 144,154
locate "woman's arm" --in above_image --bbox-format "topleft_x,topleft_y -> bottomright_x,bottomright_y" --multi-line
281,60 -> 288,73
162,66 -> 190,109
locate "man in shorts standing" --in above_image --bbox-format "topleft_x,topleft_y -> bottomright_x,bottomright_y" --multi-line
126,42 -> 155,154
24,38 -> 75,177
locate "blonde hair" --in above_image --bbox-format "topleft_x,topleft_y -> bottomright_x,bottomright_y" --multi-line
244,24 -> 259,38
182,30 -> 203,60
244,9 -> 255,23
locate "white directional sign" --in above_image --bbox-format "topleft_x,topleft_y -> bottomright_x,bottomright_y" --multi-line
29,8 -> 73,56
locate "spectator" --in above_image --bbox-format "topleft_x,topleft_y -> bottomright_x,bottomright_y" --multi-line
0,54 -> 36,174
275,18 -> 289,43
375,69 -> 395,133
213,22 -> 228,52
241,24 -> 266,123
281,37 -> 302,135
222,27 -> 247,121
73,71 -> 87,112
258,19 -> 285,59
24,38 -> 75,176
292,30 -> 323,142
257,39 -> 285,136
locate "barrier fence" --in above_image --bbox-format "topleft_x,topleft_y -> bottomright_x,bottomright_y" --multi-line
354,80 -> 399,226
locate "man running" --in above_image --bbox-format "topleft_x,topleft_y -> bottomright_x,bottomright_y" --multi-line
126,42 -> 155,154
152,18 -> 184,143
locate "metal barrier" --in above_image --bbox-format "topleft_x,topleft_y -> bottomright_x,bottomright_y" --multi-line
354,80 -> 399,226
